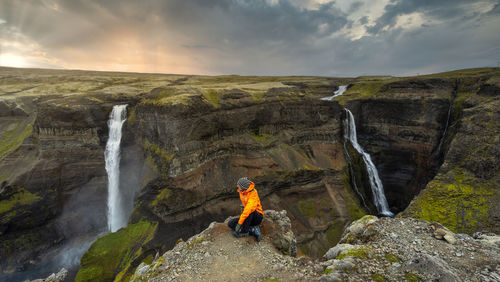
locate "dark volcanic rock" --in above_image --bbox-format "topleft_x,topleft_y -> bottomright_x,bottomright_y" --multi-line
403,77 -> 500,234
345,79 -> 455,212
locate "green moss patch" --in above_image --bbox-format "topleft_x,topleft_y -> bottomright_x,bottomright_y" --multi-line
0,187 -> 40,214
323,267 -> 333,275
0,118 -> 34,160
404,171 -> 494,233
372,274 -> 387,282
127,107 -> 136,124
326,224 -> 344,245
250,131 -> 274,145
75,220 -> 158,282
187,236 -> 206,248
336,246 -> 372,260
405,273 -> 423,281
385,253 -> 401,263
143,141 -> 174,179
486,75 -> 500,87
298,199 -> 316,218
201,89 -> 221,108
151,188 -> 171,208
141,88 -> 195,106
342,171 -> 367,220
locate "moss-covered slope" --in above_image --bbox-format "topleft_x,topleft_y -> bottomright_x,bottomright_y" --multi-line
402,69 -> 500,233
75,221 -> 158,282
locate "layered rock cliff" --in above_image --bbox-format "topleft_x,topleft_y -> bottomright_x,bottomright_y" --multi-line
0,67 -> 499,281
402,69 -> 500,233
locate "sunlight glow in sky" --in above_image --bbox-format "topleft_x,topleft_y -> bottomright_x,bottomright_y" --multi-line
0,53 -> 28,68
0,0 -> 499,76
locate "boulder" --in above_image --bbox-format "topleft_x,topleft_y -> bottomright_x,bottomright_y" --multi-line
339,215 -> 379,243
324,244 -> 356,260
405,254 -> 461,282
262,210 -> 297,257
431,222 -> 457,244
25,267 -> 68,282
325,257 -> 356,272
474,233 -> 500,248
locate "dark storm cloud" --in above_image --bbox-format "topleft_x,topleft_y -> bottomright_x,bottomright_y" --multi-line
0,0 -> 499,76
359,16 -> 369,25
349,2 -> 364,13
487,3 -> 500,14
366,0 -> 495,34
49,0 -> 349,42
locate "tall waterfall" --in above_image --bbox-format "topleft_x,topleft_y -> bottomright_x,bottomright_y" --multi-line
321,85 -> 348,101
105,105 -> 128,232
344,109 -> 394,217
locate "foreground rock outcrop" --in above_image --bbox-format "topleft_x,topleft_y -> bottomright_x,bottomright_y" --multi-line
320,215 -> 500,281
113,212 -> 500,282
129,210 -> 323,281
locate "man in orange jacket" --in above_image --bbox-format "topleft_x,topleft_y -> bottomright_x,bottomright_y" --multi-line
228,177 -> 264,241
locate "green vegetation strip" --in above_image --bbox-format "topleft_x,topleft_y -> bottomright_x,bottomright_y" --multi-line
0,118 -> 33,160
201,89 -> 220,108
75,220 -> 158,282
0,187 -> 40,214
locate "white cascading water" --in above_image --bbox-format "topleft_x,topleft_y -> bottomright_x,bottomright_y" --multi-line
344,109 -> 394,217
105,105 -> 128,232
435,101 -> 452,155
321,85 -> 348,101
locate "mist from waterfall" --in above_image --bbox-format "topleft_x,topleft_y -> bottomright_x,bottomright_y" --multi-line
344,109 -> 394,217
105,104 -> 128,232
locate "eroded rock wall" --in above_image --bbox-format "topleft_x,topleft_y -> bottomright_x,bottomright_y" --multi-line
127,92 -> 364,257
0,96 -> 118,279
402,76 -> 500,234
345,78 -> 456,213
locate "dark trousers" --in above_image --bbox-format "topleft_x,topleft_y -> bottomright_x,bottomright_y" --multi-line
228,210 -> 263,233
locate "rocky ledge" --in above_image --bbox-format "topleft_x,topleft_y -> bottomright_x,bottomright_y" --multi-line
320,215 -> 500,282
130,210 -> 322,281
126,211 -> 500,282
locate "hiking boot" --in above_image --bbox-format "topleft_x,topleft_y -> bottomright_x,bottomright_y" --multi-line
249,226 -> 261,242
233,231 -> 249,238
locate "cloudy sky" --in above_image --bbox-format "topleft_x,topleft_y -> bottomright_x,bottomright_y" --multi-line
0,0 -> 499,76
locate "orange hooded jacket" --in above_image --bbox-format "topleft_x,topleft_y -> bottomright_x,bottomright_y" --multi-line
238,182 -> 264,225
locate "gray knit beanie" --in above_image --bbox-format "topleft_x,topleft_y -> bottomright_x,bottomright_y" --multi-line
237,177 -> 252,190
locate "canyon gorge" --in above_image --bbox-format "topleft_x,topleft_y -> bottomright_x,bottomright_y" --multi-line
0,67 -> 498,281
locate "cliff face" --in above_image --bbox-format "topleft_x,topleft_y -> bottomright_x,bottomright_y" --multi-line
0,67 -> 499,280
343,78 -> 456,212
0,68 -> 147,280
402,70 -> 500,233
126,84 -> 363,259
0,96 -> 114,279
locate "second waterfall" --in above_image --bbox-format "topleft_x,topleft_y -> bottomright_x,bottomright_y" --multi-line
344,109 -> 394,217
105,104 -> 128,232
